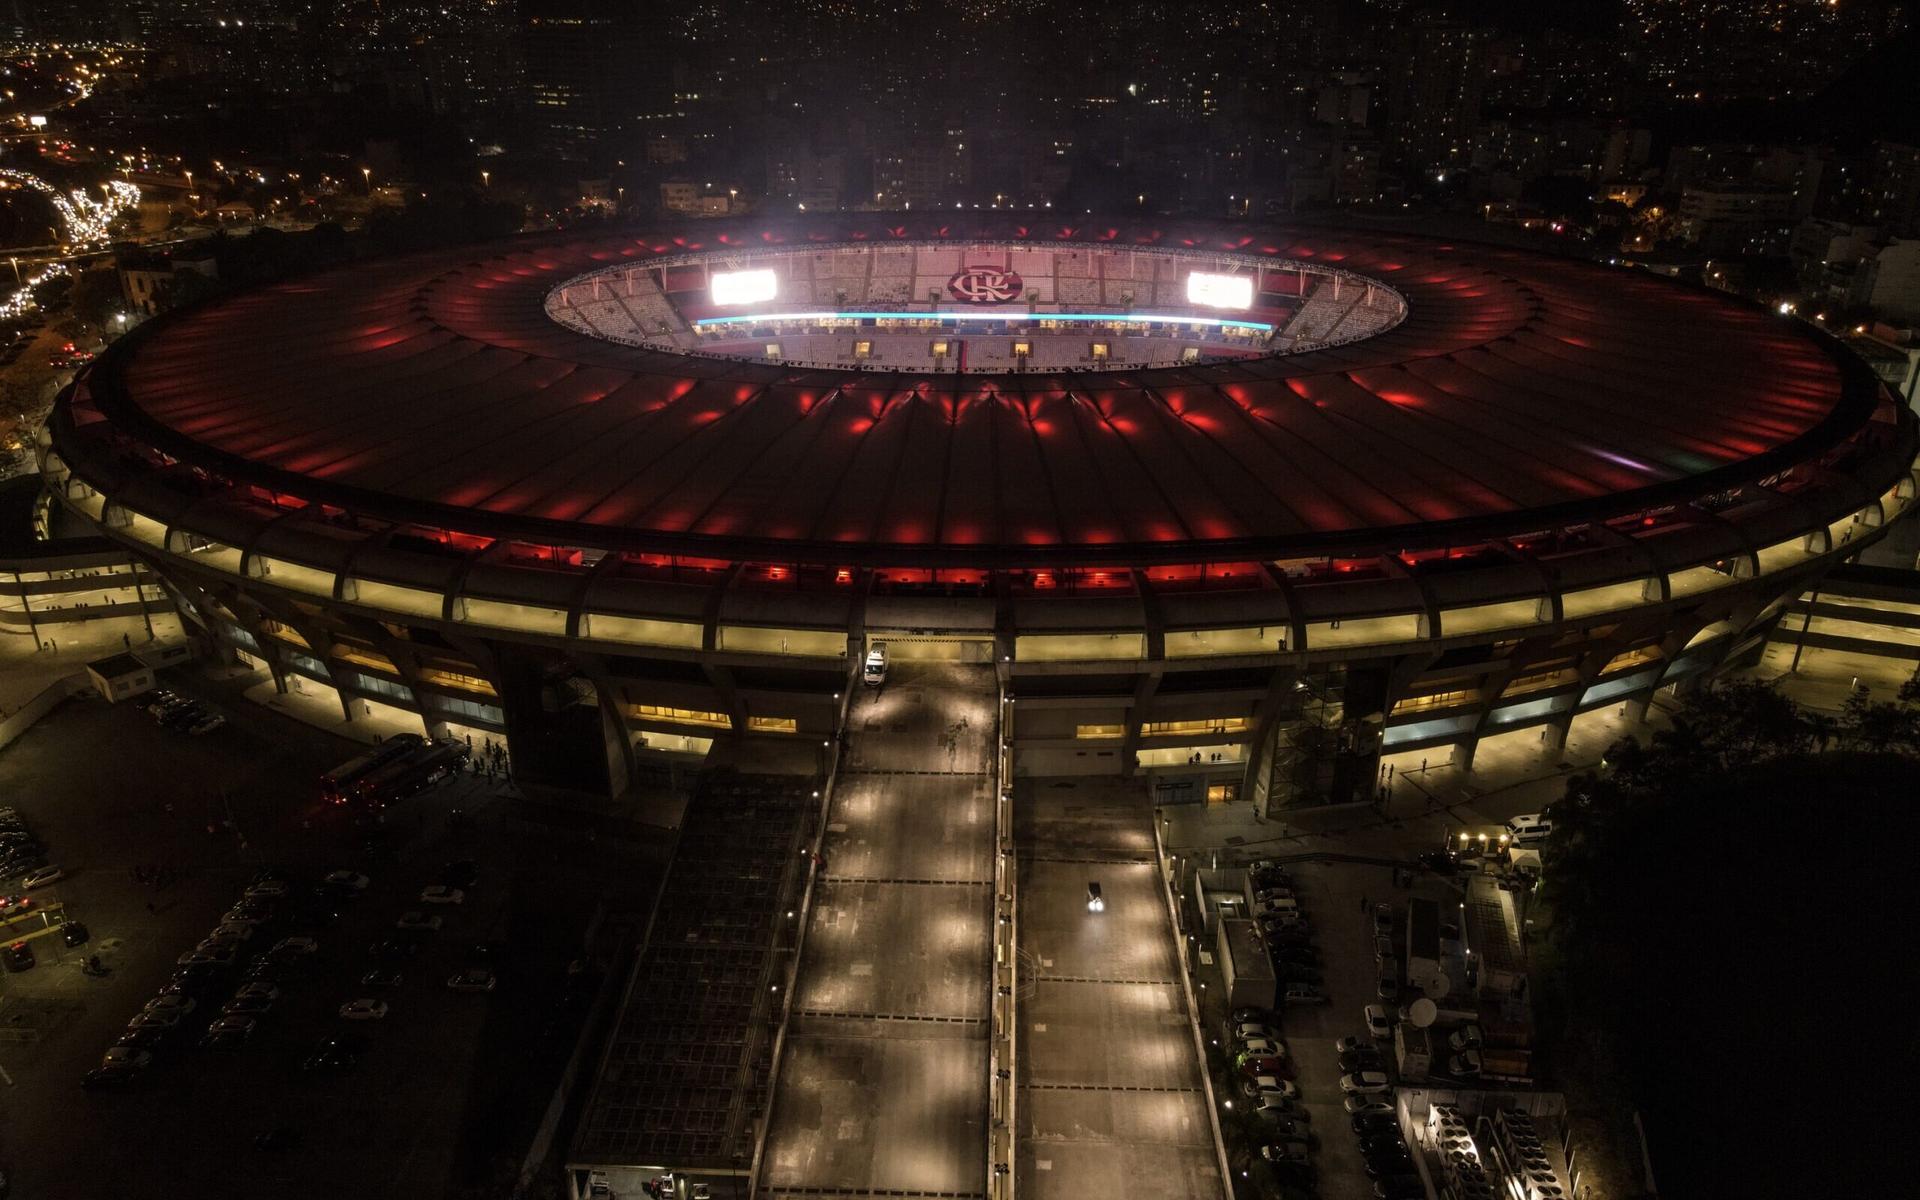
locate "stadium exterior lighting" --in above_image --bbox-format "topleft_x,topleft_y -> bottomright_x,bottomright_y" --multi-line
1186,271 -> 1255,310
696,310 -> 1272,332
710,268 -> 778,307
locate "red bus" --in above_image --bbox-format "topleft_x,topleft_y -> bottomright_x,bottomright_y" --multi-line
320,735 -> 425,805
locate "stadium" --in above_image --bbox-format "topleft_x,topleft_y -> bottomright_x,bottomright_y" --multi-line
38,214 -> 1920,804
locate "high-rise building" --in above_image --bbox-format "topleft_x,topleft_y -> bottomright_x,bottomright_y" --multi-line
521,0 -> 645,159
1384,18 -> 1485,175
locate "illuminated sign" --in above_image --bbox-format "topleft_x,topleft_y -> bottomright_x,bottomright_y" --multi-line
947,265 -> 1024,304
1186,271 -> 1254,310
27,115 -> 47,128
710,268 -> 777,306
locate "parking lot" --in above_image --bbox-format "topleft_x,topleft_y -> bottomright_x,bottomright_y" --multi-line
1196,854 -> 1423,1200
0,674 -> 666,1200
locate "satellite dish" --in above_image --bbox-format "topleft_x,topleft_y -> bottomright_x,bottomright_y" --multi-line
1408,998 -> 1438,1028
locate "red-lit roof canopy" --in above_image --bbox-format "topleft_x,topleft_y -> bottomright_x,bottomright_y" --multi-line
83,216 -> 1883,569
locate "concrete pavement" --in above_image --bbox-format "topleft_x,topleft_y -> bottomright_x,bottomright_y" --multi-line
760,663 -> 997,1199
1014,776 -> 1225,1200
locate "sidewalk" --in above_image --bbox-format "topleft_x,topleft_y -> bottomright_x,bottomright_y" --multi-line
0,612 -> 186,714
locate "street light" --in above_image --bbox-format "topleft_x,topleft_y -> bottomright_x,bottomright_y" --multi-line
362,167 -> 372,193
480,170 -> 489,188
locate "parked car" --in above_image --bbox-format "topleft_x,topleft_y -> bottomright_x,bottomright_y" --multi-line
143,994 -> 196,1018
82,1064 -> 143,1089
1236,1054 -> 1292,1079
338,998 -> 388,1021
1234,1022 -> 1282,1044
222,994 -> 273,1016
233,982 -> 279,1002
1231,1006 -> 1277,1026
446,968 -> 495,993
1240,1075 -> 1298,1101
361,967 -> 404,989
1260,1142 -> 1311,1164
1352,1113 -> 1399,1136
1448,1024 -> 1483,1050
321,871 -> 369,893
1449,1050 -> 1483,1076
394,912 -> 443,934
272,937 -> 318,956
1340,1071 -> 1392,1095
1364,1004 -> 1392,1038
115,1027 -> 168,1051
245,880 -> 289,900
206,1015 -> 257,1039
302,1033 -> 366,1072
1346,1097 -> 1394,1117
21,865 -> 64,889
1359,1133 -> 1408,1157
1376,976 -> 1398,1002
1283,984 -> 1329,1005
419,885 -> 465,906
367,939 -> 419,961
1238,1036 -> 1284,1057
1372,903 -> 1394,935
1340,1050 -> 1386,1073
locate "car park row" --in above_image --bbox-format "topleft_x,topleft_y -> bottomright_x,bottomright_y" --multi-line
83,858 -> 497,1092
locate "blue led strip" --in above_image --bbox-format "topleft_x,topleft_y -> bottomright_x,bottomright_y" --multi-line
693,310 -> 1274,332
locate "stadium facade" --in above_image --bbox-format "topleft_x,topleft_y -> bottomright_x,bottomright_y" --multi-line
39,216 -> 1919,805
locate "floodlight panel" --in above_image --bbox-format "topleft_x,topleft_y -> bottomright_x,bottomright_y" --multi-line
1186,271 -> 1254,310
711,268 -> 778,306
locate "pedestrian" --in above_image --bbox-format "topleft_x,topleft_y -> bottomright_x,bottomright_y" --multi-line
1420,757 -> 1427,773
122,632 -> 131,649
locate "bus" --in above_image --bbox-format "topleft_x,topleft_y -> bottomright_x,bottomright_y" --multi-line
320,734 -> 425,805
353,739 -> 470,811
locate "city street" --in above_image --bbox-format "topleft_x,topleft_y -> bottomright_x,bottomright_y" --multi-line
760,662 -> 997,1198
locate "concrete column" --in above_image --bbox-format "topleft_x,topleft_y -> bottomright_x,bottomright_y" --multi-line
1538,715 -> 1571,751
1620,692 -> 1653,725
1450,737 -> 1478,771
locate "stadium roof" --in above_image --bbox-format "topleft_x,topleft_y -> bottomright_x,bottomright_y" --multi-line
81,216 -> 1890,568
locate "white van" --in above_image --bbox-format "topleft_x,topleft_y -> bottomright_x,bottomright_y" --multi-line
1505,813 -> 1553,845
862,644 -> 888,686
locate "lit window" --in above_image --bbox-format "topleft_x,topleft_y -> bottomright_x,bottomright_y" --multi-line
1013,341 -> 1031,356
1076,724 -> 1125,739
853,340 -> 872,358
1090,342 -> 1110,360
748,715 -> 798,734
1140,716 -> 1251,736
764,343 -> 781,359
630,704 -> 732,729
931,340 -> 949,357
1181,346 -> 1201,362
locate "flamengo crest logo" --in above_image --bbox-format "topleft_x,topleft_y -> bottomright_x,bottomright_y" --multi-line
947,265 -> 1024,303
